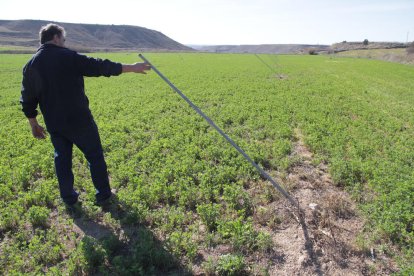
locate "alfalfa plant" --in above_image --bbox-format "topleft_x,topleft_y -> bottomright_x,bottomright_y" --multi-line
216,254 -> 247,276
197,203 -> 221,232
27,205 -> 49,228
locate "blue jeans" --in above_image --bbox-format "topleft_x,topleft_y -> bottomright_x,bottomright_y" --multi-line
49,123 -> 111,204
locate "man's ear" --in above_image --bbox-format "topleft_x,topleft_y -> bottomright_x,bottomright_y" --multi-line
52,34 -> 60,43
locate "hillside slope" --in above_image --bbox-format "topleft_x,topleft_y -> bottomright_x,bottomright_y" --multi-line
0,19 -> 192,51
331,41 -> 406,52
194,44 -> 329,54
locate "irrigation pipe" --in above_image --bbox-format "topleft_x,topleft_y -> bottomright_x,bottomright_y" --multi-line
139,54 -> 297,207
254,54 -> 278,74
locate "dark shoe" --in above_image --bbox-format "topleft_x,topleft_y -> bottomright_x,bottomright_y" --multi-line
65,201 -> 83,218
62,192 -> 79,206
95,189 -> 117,207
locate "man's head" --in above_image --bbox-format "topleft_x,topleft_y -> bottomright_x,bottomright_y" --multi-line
39,23 -> 66,47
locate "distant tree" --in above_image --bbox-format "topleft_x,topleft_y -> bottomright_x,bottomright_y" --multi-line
363,39 -> 369,46
342,40 -> 347,43
407,42 -> 414,54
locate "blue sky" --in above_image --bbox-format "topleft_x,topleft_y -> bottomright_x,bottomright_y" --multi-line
0,0 -> 413,45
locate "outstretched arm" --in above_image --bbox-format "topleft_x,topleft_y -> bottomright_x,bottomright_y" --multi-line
74,53 -> 150,77
122,62 -> 151,74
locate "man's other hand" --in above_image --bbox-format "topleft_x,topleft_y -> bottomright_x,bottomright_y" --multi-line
28,118 -> 47,139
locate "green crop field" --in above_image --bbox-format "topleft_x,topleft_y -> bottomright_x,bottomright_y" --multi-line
0,52 -> 413,274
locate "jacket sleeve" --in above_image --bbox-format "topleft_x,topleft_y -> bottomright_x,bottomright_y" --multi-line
73,53 -> 123,77
20,64 -> 40,118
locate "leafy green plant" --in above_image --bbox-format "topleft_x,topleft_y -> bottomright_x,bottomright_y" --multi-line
216,254 -> 246,276
80,236 -> 107,272
202,256 -> 217,276
222,184 -> 253,217
218,217 -> 272,254
166,231 -> 198,261
27,206 -> 49,228
197,203 -> 220,232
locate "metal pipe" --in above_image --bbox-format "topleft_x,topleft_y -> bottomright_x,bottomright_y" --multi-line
139,54 -> 297,207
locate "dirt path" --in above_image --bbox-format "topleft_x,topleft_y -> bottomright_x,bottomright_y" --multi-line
256,129 -> 397,275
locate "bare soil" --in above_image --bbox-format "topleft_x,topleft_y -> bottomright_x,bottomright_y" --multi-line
249,129 -> 398,275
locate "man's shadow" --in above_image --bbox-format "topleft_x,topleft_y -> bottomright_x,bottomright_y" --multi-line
298,209 -> 323,276
68,195 -> 191,275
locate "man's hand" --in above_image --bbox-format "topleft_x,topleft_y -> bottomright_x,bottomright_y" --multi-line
122,62 -> 151,74
28,118 -> 47,139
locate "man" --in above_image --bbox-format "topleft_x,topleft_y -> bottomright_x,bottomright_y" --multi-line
20,23 -> 151,206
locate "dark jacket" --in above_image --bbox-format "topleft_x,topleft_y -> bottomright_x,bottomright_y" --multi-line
20,43 -> 122,132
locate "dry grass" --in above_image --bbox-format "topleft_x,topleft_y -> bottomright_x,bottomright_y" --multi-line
334,48 -> 414,64
250,128 -> 401,275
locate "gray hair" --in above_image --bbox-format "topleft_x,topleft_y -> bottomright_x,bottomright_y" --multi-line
39,23 -> 66,44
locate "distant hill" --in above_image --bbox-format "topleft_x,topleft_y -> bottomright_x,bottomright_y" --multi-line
192,42 -> 408,55
331,41 -> 406,52
192,44 -> 330,54
0,19 -> 193,52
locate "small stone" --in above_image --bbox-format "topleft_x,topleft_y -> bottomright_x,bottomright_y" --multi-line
297,255 -> 306,265
309,203 -> 319,210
